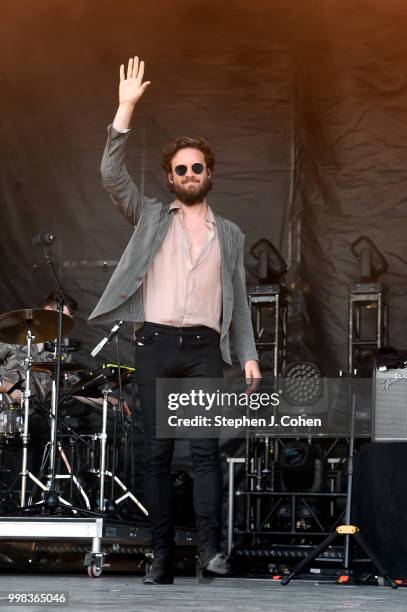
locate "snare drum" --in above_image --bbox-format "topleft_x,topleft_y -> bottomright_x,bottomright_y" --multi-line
0,401 -> 23,442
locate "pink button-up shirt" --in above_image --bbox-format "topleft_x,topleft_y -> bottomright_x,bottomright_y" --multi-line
142,202 -> 222,332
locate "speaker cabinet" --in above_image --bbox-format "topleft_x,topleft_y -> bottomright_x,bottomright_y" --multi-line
373,367 -> 407,441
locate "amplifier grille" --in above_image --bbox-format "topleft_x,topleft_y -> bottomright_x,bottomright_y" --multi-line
373,368 -> 407,441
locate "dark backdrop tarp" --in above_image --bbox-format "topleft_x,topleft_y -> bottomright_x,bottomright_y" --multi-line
1,0 -> 407,373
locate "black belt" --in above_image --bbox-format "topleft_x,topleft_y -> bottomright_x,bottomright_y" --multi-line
140,321 -> 219,338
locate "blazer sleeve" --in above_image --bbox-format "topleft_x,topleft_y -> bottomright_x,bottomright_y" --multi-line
101,124 -> 153,226
229,232 -> 259,370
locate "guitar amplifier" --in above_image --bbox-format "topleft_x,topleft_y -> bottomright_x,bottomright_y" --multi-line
373,367 -> 407,441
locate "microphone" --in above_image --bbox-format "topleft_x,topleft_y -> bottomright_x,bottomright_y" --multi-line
91,321 -> 124,358
33,231 -> 56,246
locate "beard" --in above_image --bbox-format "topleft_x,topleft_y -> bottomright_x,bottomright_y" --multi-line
169,176 -> 213,205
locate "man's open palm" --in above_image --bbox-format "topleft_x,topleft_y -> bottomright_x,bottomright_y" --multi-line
119,56 -> 151,106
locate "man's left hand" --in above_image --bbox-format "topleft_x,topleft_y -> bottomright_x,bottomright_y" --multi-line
244,360 -> 261,395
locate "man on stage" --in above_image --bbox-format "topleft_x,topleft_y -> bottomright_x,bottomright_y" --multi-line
89,56 -> 260,584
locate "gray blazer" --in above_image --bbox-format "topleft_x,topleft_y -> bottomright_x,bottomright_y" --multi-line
89,125 -> 258,369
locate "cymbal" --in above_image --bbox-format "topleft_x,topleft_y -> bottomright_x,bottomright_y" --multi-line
0,309 -> 73,344
31,362 -> 87,374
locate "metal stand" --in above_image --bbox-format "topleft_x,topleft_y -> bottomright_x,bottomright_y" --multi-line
243,433 -> 279,532
98,386 -> 110,512
227,457 -> 245,556
348,283 -> 386,374
26,398 -> 95,510
108,335 -> 124,505
248,284 -> 287,380
20,329 -> 34,507
30,248 -> 74,513
44,286 -> 67,510
28,439 -> 91,511
98,384 -> 148,517
21,363 -> 96,515
281,376 -> 397,587
18,249 -> 93,517
242,286 -> 287,541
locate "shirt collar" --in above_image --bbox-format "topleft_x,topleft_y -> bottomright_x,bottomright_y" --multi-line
169,201 -> 216,225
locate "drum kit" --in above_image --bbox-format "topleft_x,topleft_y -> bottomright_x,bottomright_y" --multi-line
0,307 -> 147,518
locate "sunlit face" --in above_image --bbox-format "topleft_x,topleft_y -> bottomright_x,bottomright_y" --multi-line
168,147 -> 212,205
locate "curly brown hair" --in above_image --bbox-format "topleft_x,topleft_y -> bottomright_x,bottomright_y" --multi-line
161,137 -> 215,173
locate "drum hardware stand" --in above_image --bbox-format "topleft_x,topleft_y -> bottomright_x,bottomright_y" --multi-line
19,244 -> 95,517
66,434 -> 77,502
27,471 -> 90,512
121,417 -> 131,489
20,243 -> 71,512
27,410 -> 94,511
281,372 -> 397,588
103,469 -> 148,516
97,382 -> 147,517
90,323 -> 123,514
130,341 -> 143,493
45,381 -> 90,508
20,327 -> 34,507
0,305 -> 73,512
90,326 -> 148,518
98,384 -> 111,512
108,334 -> 124,510
16,399 -> 100,517
107,333 -> 139,514
42,249 -> 68,512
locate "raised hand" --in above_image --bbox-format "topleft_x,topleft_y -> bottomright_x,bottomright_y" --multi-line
119,56 -> 151,107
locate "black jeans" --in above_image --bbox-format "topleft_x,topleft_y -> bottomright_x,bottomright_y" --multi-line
133,322 -> 224,555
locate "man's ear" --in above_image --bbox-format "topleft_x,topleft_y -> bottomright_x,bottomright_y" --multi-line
168,172 -> 174,183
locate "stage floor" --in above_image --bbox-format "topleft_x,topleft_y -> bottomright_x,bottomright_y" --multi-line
0,575 -> 406,611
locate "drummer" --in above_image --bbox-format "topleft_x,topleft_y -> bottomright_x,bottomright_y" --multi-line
0,291 -> 78,404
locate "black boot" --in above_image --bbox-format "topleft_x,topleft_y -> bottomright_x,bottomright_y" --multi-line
143,550 -> 175,585
196,549 -> 229,582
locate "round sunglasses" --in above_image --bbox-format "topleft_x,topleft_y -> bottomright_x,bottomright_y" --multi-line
173,163 -> 205,176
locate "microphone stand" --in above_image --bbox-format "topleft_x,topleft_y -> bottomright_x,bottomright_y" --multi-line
41,245 -> 71,511
19,243 -> 97,517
